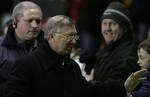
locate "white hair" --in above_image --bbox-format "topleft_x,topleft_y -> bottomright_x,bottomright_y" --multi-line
44,15 -> 74,39
12,1 -> 42,21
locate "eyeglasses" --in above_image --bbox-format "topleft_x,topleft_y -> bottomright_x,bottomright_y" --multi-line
69,34 -> 79,41
55,32 -> 79,41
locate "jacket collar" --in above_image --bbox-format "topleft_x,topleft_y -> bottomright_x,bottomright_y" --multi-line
1,24 -> 17,48
103,34 -> 131,52
37,41 -> 69,71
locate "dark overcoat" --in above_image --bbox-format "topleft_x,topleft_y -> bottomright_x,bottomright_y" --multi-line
6,41 -> 88,97
94,34 -> 139,97
0,25 -> 44,97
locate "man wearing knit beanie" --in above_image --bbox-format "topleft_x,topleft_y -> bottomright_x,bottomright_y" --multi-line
90,1 -> 139,97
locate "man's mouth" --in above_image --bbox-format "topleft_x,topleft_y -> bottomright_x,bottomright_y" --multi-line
104,31 -> 113,35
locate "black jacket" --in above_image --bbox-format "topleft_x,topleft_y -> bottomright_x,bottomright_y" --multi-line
0,24 -> 44,97
6,41 -> 89,97
94,34 -> 139,97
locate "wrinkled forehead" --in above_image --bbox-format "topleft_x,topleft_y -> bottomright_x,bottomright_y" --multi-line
23,8 -> 42,16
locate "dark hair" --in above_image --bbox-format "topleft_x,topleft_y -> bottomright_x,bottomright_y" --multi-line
138,39 -> 150,54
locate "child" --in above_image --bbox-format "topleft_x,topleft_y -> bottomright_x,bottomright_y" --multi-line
125,39 -> 150,97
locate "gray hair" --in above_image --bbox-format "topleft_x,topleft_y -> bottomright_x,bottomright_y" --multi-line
12,1 -> 42,21
44,15 -> 74,39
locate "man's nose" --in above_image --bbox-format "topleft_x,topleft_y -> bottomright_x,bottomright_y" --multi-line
71,38 -> 76,44
72,35 -> 79,44
137,59 -> 140,64
106,24 -> 111,30
31,20 -> 38,28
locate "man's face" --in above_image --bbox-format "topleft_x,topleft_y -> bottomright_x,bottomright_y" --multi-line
101,19 -> 123,45
52,25 -> 79,55
138,48 -> 150,69
15,8 -> 42,41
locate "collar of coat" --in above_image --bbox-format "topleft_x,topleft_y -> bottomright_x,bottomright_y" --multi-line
35,41 -> 70,71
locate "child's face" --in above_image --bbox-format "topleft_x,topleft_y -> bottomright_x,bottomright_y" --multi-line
137,48 -> 150,69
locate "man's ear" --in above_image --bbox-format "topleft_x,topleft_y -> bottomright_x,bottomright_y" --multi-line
47,32 -> 53,40
12,19 -> 17,28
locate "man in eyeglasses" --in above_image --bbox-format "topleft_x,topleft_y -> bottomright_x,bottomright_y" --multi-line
6,15 -> 86,97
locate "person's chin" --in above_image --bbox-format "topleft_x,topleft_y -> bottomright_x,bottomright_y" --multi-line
66,48 -> 72,54
26,37 -> 36,41
65,50 -> 71,54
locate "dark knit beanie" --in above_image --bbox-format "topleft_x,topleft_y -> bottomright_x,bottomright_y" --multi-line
101,1 -> 130,27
